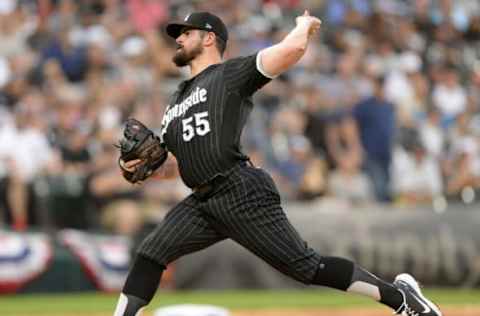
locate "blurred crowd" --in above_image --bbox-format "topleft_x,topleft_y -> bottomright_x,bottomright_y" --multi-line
0,0 -> 479,235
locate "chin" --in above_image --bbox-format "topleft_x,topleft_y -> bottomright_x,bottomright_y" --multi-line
173,53 -> 193,67
173,57 -> 189,67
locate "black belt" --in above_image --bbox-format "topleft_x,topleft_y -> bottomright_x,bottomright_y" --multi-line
192,161 -> 251,199
192,174 -> 227,199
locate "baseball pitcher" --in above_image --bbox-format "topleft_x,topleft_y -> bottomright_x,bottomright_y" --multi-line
113,11 -> 442,316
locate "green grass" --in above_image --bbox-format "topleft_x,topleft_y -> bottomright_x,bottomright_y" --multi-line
0,288 -> 478,315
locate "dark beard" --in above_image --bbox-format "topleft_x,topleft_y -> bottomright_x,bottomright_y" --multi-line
172,44 -> 203,67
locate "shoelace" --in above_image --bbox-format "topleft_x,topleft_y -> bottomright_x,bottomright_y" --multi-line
393,292 -> 420,316
402,304 -> 420,316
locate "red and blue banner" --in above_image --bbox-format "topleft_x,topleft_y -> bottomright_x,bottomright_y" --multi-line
0,230 -> 52,293
59,229 -> 132,292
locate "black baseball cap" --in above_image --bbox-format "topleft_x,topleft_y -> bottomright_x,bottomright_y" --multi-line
166,12 -> 228,43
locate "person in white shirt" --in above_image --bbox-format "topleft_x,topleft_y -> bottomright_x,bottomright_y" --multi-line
0,100 -> 53,230
392,136 -> 442,205
432,66 -> 467,126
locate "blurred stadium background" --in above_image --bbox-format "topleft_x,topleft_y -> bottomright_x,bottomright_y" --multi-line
0,0 -> 480,315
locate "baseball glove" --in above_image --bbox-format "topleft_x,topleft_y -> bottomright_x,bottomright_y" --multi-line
117,118 -> 168,184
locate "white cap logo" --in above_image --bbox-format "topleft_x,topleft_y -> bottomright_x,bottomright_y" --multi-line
184,14 -> 190,22
205,23 -> 212,29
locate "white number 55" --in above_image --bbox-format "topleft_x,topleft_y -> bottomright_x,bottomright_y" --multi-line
182,111 -> 211,141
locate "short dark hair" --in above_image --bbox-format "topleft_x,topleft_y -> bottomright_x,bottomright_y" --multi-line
215,37 -> 226,57
199,30 -> 226,57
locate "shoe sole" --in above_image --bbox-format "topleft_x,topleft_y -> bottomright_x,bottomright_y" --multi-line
395,273 -> 442,316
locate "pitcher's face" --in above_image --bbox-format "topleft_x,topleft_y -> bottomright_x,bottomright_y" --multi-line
173,29 -> 205,67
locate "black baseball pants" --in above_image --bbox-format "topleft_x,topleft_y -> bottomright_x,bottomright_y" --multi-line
138,163 -> 322,284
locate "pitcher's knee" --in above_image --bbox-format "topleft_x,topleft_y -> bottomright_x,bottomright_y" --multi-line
311,256 -> 355,290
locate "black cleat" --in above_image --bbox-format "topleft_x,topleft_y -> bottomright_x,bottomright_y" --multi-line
393,274 -> 442,316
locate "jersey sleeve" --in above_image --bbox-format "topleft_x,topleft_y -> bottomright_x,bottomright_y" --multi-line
223,51 -> 273,97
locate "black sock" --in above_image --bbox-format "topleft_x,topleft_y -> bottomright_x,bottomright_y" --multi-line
123,254 -> 165,301
347,265 -> 404,310
312,257 -> 403,311
113,255 -> 165,316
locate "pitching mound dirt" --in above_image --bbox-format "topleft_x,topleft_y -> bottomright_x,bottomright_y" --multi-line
232,306 -> 479,316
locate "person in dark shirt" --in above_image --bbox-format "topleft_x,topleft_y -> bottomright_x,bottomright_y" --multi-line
114,11 -> 441,316
353,76 -> 396,202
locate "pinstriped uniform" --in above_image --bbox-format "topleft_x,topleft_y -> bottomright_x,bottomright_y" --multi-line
139,53 -> 322,284
160,53 -> 271,188
138,163 -> 321,283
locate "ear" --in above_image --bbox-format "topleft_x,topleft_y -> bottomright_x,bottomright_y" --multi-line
203,32 -> 216,47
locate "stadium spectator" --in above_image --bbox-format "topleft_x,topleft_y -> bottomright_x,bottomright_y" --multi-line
432,66 -> 468,127
392,131 -> 443,206
419,107 -> 445,160
327,148 -> 372,207
353,76 -> 396,202
384,51 -> 427,128
443,111 -> 480,199
0,91 -> 53,230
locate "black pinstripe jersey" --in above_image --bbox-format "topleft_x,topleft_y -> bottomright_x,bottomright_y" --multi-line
160,53 -> 271,188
